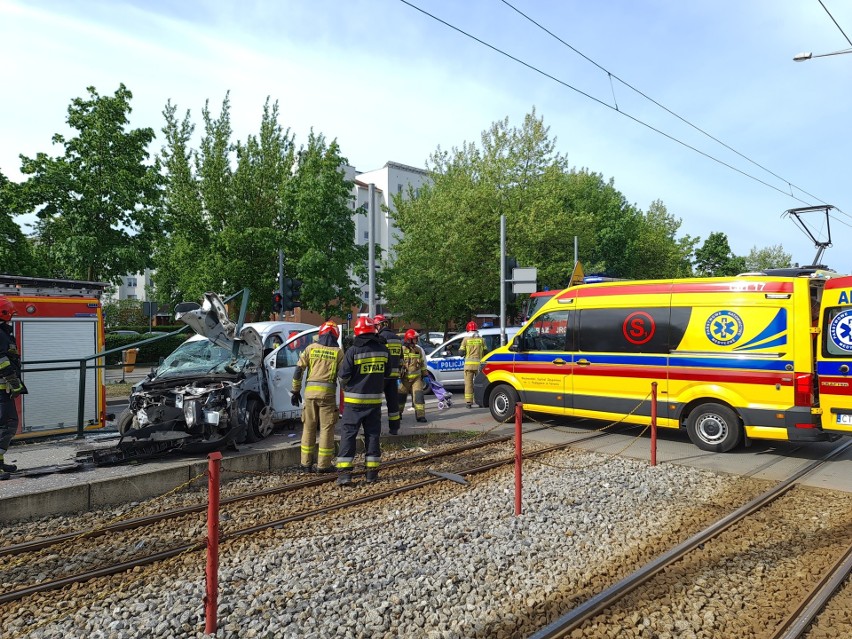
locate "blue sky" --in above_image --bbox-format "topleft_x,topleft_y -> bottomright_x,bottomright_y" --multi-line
2,0 -> 851,272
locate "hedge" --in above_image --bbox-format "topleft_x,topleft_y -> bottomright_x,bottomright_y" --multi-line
107,324 -> 186,334
104,333 -> 192,365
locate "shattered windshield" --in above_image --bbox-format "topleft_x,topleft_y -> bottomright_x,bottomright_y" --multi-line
154,338 -> 248,379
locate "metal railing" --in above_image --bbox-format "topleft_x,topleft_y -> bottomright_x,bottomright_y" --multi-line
20,326 -> 191,438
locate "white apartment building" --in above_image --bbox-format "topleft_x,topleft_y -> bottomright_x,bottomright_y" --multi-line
105,268 -> 154,302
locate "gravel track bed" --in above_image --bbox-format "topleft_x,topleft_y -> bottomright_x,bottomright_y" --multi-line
572,485 -> 852,638
803,559 -> 852,638
0,448 -> 777,639
0,439 -> 517,592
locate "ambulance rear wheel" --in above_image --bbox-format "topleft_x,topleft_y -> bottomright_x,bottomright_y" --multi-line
489,384 -> 519,423
686,403 -> 742,452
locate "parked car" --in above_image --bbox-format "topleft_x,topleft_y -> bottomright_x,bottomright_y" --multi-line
107,329 -> 141,336
424,327 -> 520,390
116,292 -> 332,451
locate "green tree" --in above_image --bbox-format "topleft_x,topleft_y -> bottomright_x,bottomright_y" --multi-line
387,110 -> 696,327
155,95 -> 363,317
694,232 -> 744,276
0,171 -> 40,275
15,84 -> 162,283
744,244 -> 792,271
631,200 -> 698,278
282,130 -> 366,316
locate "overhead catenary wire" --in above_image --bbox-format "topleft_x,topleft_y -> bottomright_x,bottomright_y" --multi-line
818,0 -> 852,48
397,0 -> 848,225
500,0 -> 845,217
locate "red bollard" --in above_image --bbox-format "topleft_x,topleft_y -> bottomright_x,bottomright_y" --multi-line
205,451 -> 222,634
650,382 -> 658,467
515,401 -> 523,516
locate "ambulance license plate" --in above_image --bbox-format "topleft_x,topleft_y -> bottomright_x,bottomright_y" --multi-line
836,414 -> 852,425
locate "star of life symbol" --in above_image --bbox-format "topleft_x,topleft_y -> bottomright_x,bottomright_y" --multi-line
829,310 -> 852,352
705,310 -> 744,346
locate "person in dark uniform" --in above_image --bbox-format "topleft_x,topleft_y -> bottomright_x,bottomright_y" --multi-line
0,297 -> 24,480
336,316 -> 389,486
373,314 -> 402,434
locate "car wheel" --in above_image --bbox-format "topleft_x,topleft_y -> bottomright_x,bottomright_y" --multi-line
116,409 -> 134,436
489,383 -> 519,423
242,398 -> 272,443
686,402 -> 742,453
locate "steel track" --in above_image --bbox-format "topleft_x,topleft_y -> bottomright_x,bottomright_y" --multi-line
527,438 -> 852,639
0,430 -> 599,605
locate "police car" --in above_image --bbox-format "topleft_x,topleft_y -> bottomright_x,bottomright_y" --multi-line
424,326 -> 520,389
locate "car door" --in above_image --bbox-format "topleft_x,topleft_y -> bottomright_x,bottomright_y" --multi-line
816,275 -> 852,435
264,328 -> 319,421
510,311 -> 573,414
426,335 -> 467,387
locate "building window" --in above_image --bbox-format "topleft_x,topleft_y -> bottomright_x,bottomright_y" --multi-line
126,277 -> 137,287
415,188 -> 420,198
363,231 -> 369,241
397,184 -> 403,194
127,294 -> 138,300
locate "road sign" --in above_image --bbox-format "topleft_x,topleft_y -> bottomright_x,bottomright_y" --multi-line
512,267 -> 537,294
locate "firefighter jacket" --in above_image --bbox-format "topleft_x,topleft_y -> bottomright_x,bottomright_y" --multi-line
401,343 -> 427,381
0,322 -> 20,391
377,327 -> 402,379
339,333 -> 389,407
291,335 -> 343,399
459,333 -> 486,371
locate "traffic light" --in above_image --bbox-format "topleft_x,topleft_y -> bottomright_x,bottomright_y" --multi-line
280,278 -> 304,312
291,278 -> 303,309
282,278 -> 294,311
272,291 -> 283,313
504,256 -> 517,304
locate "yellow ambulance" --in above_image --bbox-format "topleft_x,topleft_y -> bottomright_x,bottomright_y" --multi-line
474,269 -> 852,452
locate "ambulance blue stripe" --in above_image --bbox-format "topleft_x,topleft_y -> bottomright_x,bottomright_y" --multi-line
817,361 -> 852,375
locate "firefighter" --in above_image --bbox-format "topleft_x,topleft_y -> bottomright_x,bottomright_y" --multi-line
0,297 -> 24,480
459,321 -> 485,408
398,329 -> 428,423
290,321 -> 344,473
373,314 -> 402,435
336,316 -> 389,486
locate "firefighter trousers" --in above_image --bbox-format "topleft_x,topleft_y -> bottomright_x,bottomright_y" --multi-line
383,378 -> 401,433
0,392 -> 18,455
300,395 -> 339,469
336,404 -> 381,479
398,376 -> 425,420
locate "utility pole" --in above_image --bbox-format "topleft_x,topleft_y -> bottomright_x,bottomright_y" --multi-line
278,249 -> 284,320
368,183 -> 377,318
500,215 -> 506,345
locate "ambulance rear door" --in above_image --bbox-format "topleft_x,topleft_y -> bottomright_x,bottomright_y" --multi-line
816,275 -> 852,435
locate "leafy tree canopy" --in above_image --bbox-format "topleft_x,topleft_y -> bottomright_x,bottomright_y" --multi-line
744,244 -> 792,271
15,84 -> 162,283
694,232 -> 746,276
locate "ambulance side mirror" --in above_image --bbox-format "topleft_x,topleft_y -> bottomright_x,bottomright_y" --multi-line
509,340 -> 520,353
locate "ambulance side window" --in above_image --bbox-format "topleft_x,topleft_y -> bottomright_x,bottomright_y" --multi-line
823,307 -> 852,357
579,307 -> 670,354
522,311 -> 572,351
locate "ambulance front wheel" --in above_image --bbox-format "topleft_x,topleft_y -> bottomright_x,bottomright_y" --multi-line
686,403 -> 742,453
489,384 -> 519,423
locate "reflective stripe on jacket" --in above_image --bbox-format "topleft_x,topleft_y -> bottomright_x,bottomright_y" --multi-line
292,342 -> 343,399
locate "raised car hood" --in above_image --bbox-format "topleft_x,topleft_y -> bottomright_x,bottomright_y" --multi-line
175,292 -> 264,364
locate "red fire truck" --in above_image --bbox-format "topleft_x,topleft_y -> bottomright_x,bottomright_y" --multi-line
1,274 -> 108,439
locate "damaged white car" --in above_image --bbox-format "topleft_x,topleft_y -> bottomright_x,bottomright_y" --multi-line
116,292 -> 329,453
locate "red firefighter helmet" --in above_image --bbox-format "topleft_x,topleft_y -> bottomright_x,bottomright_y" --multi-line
404,329 -> 419,342
466,321 -> 477,332
319,321 -> 339,338
373,314 -> 387,328
0,296 -> 15,322
353,316 -> 376,336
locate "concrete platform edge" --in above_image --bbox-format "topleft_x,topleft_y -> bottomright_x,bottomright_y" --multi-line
0,445 -> 302,523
